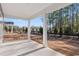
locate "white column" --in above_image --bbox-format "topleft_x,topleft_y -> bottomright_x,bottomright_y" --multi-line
11,25 -> 13,33
0,17 -> 4,43
28,20 -> 31,40
43,14 -> 48,47
0,4 -> 4,43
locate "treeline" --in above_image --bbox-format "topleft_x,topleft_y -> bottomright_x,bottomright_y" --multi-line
48,3 -> 79,37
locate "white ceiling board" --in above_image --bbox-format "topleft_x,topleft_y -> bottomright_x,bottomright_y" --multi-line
1,3 -> 71,20
1,3 -> 52,19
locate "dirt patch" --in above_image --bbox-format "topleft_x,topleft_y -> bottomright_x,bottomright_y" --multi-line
31,35 -> 43,44
48,39 -> 79,56
31,35 -> 79,56
3,34 -> 28,42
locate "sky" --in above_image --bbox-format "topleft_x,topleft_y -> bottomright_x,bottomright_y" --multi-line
31,17 -> 43,27
0,16 -> 43,27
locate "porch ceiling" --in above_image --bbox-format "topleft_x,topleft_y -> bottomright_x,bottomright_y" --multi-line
1,3 -> 71,20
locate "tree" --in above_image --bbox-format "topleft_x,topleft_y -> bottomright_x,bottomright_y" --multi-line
39,27 -> 43,34
8,26 -> 12,32
54,27 -> 58,34
25,27 -> 27,33
53,27 -> 58,38
13,26 -> 16,32
48,13 -> 54,33
22,27 -> 25,33
64,26 -> 73,35
59,27 -> 63,37
4,26 -> 8,32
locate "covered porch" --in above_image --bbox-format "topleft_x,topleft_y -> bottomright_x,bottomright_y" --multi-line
0,3 -> 70,56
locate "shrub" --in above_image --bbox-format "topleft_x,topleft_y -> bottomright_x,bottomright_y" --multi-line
39,27 -> 43,34
8,26 -> 12,32
25,27 -> 27,33
54,28 -> 58,34
59,27 -> 63,37
4,26 -> 8,32
64,26 -> 73,35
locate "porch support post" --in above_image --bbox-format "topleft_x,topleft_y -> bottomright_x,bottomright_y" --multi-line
43,14 -> 48,47
28,20 -> 31,40
0,4 -> 4,43
11,25 -> 13,33
0,17 -> 4,43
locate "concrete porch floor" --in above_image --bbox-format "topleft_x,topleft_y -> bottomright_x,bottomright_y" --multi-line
0,40 -> 64,56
